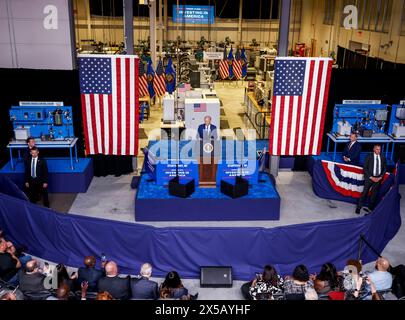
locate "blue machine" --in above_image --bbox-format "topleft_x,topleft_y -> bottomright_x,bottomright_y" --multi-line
331,104 -> 389,137
9,105 -> 74,141
388,103 -> 405,138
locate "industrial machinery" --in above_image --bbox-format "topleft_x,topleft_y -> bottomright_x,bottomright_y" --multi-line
389,103 -> 405,138
9,104 -> 75,141
331,103 -> 389,138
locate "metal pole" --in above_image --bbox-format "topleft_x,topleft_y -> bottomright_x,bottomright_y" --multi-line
123,0 -> 134,54
150,0 -> 157,64
270,0 -> 292,177
238,0 -> 243,45
159,0 -> 163,57
84,0 -> 92,40
164,0 -> 168,43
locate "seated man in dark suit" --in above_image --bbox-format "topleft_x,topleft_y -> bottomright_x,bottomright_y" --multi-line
18,260 -> 46,293
76,256 -> 104,292
356,144 -> 387,215
98,261 -> 130,300
197,116 -> 218,140
23,137 -> 36,163
24,147 -> 49,207
342,133 -> 362,166
130,263 -> 159,300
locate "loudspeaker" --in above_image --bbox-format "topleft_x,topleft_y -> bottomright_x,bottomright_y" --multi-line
168,176 -> 195,198
220,176 -> 249,199
200,266 -> 233,288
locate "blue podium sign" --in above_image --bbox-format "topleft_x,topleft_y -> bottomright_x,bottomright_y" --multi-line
156,161 -> 199,186
216,161 -> 259,185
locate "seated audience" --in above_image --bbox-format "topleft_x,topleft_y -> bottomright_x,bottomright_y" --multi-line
18,260 -> 46,293
343,259 -> 370,300
97,261 -> 130,300
7,243 -> 31,268
0,292 -> 17,300
241,265 -> 284,300
304,288 -> 319,300
46,283 -> 74,301
160,271 -> 189,300
96,291 -> 114,300
313,263 -> 343,295
0,238 -> 21,283
366,257 -> 393,292
283,265 -> 313,300
131,263 -> 159,300
77,256 -> 104,292
55,263 -> 77,292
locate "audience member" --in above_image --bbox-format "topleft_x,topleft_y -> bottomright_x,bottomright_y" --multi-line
241,265 -> 284,300
160,271 -> 189,300
76,256 -> 104,292
283,265 -> 313,300
0,292 -> 17,300
18,260 -> 46,293
366,257 -> 393,292
97,261 -> 130,300
55,263 -> 77,291
313,263 -> 343,295
0,238 -> 21,282
96,291 -> 114,300
343,259 -> 370,300
389,264 -> 405,299
7,243 -> 31,268
131,263 -> 159,300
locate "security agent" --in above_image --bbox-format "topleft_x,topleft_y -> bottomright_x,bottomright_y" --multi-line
197,116 -> 218,140
23,137 -> 36,163
355,144 -> 387,215
342,133 -> 362,166
24,146 -> 49,208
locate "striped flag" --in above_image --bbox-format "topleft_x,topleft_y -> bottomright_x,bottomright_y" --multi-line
153,59 -> 166,97
233,59 -> 242,80
219,47 -> 229,80
269,57 -> 333,156
78,54 -> 139,156
139,60 -> 148,97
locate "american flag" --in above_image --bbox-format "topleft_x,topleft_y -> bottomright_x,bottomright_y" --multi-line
153,59 -> 166,97
269,57 -> 332,156
78,54 -> 139,156
194,103 -> 207,112
233,60 -> 242,80
219,60 -> 229,79
139,61 -> 148,97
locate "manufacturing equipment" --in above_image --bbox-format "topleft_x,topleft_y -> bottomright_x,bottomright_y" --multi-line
9,104 -> 75,141
389,103 -> 405,138
331,103 -> 389,138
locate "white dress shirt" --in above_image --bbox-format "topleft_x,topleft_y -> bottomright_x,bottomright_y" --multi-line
31,157 -> 38,178
373,154 -> 381,177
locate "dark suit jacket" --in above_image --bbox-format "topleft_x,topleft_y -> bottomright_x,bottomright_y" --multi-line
18,271 -> 46,293
342,141 -> 362,166
77,267 -> 104,292
363,153 -> 387,181
98,275 -> 131,300
130,276 -> 159,300
24,157 -> 48,184
198,124 -> 218,140
23,148 -> 33,163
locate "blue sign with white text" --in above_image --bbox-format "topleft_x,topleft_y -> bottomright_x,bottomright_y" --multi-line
173,5 -> 215,24
216,161 -> 259,186
156,161 -> 199,186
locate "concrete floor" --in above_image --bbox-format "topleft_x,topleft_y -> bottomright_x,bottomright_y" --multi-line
58,82 -> 405,299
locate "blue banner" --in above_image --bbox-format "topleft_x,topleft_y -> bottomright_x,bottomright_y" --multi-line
217,160 -> 259,185
156,161 -> 199,186
173,5 -> 215,24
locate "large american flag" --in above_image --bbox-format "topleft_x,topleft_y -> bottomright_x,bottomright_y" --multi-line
219,60 -> 229,80
233,59 -> 242,80
139,60 -> 148,97
153,59 -> 166,97
78,54 -> 139,156
269,57 -> 332,156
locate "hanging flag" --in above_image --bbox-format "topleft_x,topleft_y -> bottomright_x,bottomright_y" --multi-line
153,59 -> 166,97
165,57 -> 176,94
146,59 -> 155,98
78,54 -> 139,156
138,60 -> 149,97
228,47 -> 234,79
219,47 -> 229,80
269,57 -> 333,156
241,48 -> 248,78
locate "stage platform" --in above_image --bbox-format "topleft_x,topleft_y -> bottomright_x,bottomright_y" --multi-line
135,172 -> 281,222
0,158 -> 93,193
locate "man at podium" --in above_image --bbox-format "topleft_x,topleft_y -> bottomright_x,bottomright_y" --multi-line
198,116 -> 218,140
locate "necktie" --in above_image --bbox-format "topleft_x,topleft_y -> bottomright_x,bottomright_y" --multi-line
31,158 -> 36,178
376,156 -> 380,176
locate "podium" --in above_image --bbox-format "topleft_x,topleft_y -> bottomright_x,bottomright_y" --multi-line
197,139 -> 218,188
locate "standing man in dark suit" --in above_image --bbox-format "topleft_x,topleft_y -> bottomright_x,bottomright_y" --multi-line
342,133 -> 362,166
23,137 -> 36,163
356,144 -> 387,215
24,146 -> 49,208
130,263 -> 159,300
198,116 -> 218,140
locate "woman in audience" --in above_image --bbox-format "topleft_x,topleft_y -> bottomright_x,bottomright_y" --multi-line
159,271 -> 189,299
56,263 -> 77,291
241,265 -> 284,300
283,265 -> 314,300
343,259 -> 370,300
313,263 -> 343,295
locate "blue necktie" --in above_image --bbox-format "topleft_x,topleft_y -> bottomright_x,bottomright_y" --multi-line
31,159 -> 36,178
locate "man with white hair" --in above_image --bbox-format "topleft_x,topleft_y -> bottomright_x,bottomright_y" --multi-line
197,115 -> 218,140
130,263 -> 159,300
